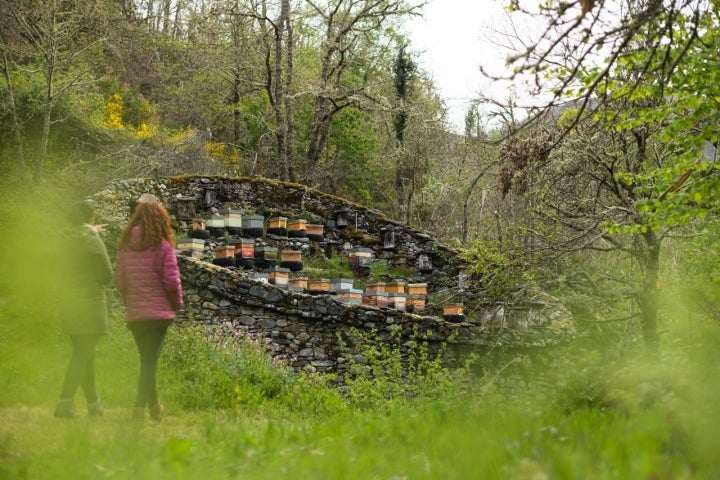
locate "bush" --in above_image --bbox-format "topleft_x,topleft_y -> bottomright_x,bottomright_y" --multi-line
339,325 -> 468,410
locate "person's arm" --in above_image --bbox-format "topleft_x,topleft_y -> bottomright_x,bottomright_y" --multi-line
161,242 -> 183,311
113,251 -> 127,300
88,235 -> 113,285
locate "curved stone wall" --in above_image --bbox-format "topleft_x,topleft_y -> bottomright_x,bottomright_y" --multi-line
90,176 -> 576,375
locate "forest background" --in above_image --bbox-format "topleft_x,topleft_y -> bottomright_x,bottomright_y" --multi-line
2,0 -> 720,478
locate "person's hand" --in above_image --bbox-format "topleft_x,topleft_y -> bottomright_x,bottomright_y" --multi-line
92,224 -> 108,234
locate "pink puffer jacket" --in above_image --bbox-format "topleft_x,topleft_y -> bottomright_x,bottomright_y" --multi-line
114,226 -> 183,322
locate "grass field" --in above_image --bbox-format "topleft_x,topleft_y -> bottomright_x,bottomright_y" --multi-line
2,185 -> 720,479
2,287 -> 720,480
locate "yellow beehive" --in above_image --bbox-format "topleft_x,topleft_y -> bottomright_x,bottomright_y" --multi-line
385,281 -> 406,294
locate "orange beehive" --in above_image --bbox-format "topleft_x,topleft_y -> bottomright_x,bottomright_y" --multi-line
268,267 -> 290,286
214,245 -> 235,259
268,217 -> 288,229
281,250 -> 302,262
308,278 -> 330,292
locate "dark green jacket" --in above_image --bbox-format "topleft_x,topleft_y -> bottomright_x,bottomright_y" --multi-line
60,224 -> 113,335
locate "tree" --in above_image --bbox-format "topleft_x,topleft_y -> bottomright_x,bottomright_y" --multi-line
497,1 -> 720,351
5,0 -> 110,182
392,43 -> 415,223
302,0 -> 424,185
0,27 -> 26,180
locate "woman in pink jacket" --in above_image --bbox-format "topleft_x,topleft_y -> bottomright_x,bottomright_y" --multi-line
114,199 -> 183,421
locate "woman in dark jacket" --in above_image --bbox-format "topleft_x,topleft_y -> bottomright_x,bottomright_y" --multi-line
114,199 -> 183,421
55,201 -> 113,418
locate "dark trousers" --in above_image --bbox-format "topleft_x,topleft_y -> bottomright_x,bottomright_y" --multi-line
127,320 -> 170,408
60,334 -> 101,403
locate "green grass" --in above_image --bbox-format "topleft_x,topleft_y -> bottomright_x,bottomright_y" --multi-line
2,182 -> 720,479
2,285 -> 720,479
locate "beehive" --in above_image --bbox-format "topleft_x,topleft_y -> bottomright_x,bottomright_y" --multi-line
407,283 -> 428,296
388,293 -> 407,311
267,267 -> 290,287
288,276 -> 308,290
176,238 -> 205,258
385,281 -> 406,294
329,278 -> 354,292
407,295 -> 426,313
214,245 -> 235,259
308,278 -> 330,293
365,282 -> 386,293
337,289 -> 363,305
220,209 -> 243,228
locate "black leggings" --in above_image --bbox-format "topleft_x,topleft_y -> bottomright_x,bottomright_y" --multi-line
60,334 -> 101,403
128,321 -> 170,408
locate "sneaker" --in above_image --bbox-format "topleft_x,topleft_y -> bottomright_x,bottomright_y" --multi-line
149,403 -> 164,422
88,400 -> 104,417
54,399 -> 76,418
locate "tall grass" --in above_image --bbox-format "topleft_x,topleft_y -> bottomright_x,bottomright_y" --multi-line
3,182 -> 720,479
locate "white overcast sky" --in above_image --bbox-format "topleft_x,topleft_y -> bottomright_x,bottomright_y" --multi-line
406,0 -> 537,131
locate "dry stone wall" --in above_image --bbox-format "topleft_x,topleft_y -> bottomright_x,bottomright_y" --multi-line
90,176 -> 576,375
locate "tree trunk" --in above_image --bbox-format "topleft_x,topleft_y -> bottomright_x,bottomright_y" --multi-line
395,150 -> 405,221
283,0 -> 296,182
638,229 -> 661,352
232,68 -> 241,145
304,99 -> 334,184
36,56 -> 56,183
1,42 -> 26,180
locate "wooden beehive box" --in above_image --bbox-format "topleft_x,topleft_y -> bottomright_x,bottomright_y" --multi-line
268,217 -> 288,229
308,278 -> 330,293
362,292 -> 388,308
443,304 -> 464,316
288,276 -> 308,290
407,283 -> 428,296
267,267 -> 290,286
281,250 -> 302,262
329,278 -> 354,292
242,214 -> 265,229
348,247 -> 373,266
385,281 -> 406,294
288,218 -> 307,230
365,282 -> 386,293
220,209 -> 243,228
388,293 -> 407,311
191,218 -> 206,230
305,223 -> 325,241
239,239 -> 255,258
407,295 -> 426,313
255,246 -> 277,260
205,215 -> 226,229
176,238 -> 205,258
214,245 -> 235,259
337,289 -> 363,305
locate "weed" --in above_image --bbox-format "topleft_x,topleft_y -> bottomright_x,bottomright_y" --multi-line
338,325 -> 466,409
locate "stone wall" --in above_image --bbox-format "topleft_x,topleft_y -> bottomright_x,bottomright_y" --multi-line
90,176 -> 576,376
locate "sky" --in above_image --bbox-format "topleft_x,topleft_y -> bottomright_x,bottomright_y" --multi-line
406,0 -> 530,131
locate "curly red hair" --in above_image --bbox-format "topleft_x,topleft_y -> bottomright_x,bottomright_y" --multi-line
118,200 -> 175,250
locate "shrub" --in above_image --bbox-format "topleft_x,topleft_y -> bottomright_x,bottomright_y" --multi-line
339,326 -> 468,410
